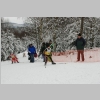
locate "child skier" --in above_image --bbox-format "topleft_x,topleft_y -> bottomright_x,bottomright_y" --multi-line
44,43 -> 56,66
9,53 -> 19,64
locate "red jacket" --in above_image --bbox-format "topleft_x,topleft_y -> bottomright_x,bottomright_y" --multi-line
10,54 -> 18,60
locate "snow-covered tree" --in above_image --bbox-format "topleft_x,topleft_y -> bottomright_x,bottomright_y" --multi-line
1,17 -> 100,61
1,30 -> 26,61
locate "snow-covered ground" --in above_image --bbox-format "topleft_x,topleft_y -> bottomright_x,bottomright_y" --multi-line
53,48 -> 100,62
1,49 -> 100,84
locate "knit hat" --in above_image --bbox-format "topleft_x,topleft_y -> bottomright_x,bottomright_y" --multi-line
42,42 -> 45,45
49,40 -> 52,42
78,33 -> 82,36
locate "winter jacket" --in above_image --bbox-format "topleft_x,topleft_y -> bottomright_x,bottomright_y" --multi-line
74,37 -> 86,50
10,54 -> 18,61
49,43 -> 53,50
28,46 -> 36,54
44,47 -> 52,56
40,45 -> 46,54
38,44 -> 46,57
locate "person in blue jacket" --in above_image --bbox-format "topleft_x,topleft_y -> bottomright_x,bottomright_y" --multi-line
28,44 -> 36,63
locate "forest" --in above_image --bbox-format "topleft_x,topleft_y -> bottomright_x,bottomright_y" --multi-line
1,17 -> 100,61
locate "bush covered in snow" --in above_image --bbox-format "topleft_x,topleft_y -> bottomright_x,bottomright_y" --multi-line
1,30 -> 26,61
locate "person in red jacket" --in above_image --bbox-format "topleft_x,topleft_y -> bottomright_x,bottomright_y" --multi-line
9,53 -> 19,64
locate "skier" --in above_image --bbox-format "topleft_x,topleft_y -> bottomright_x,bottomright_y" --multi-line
74,33 -> 86,62
28,44 -> 36,63
49,40 -> 53,52
9,53 -> 19,64
44,42 -> 56,66
48,40 -> 54,56
38,42 -> 46,62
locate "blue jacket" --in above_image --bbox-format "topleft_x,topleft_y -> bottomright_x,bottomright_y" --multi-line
28,46 -> 36,54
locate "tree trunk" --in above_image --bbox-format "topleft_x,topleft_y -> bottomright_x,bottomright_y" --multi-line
90,22 -> 93,47
53,33 -> 57,52
90,22 -> 94,47
39,18 -> 43,43
80,17 -> 84,34
35,22 -> 39,51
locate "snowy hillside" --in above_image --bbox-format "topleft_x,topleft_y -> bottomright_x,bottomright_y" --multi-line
1,17 -> 100,84
1,49 -> 100,84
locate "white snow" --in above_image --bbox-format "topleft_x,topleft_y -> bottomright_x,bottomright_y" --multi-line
1,50 -> 100,84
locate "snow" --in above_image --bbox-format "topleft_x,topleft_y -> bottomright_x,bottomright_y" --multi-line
1,50 -> 100,84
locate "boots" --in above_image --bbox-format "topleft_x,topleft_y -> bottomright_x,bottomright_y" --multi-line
52,62 -> 56,64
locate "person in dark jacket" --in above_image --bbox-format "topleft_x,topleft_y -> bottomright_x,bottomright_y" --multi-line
28,44 -> 36,63
74,33 -> 86,61
38,42 -> 46,62
49,40 -> 53,51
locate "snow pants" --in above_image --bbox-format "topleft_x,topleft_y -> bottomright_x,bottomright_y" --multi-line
12,58 -> 19,63
30,54 -> 34,62
45,55 -> 54,65
77,50 -> 84,61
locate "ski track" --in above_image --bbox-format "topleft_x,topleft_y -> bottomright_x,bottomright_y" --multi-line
1,51 -> 100,84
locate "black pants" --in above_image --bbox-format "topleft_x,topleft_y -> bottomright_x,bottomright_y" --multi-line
30,54 -> 34,62
45,55 -> 54,64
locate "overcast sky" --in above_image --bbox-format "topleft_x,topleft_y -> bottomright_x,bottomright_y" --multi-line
3,17 -> 24,24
